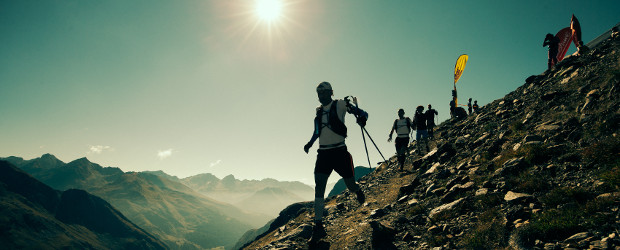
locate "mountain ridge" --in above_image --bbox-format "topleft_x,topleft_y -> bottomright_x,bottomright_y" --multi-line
0,160 -> 167,249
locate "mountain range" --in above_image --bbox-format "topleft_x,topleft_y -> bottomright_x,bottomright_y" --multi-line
2,153 -> 319,249
3,155 -> 270,249
181,173 -> 314,217
0,160 -> 167,249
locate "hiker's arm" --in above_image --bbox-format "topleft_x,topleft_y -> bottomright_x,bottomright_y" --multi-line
347,105 -> 368,127
388,120 -> 396,142
304,118 -> 320,153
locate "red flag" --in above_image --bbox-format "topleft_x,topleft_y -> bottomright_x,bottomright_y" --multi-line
571,14 -> 582,47
556,27 -> 573,62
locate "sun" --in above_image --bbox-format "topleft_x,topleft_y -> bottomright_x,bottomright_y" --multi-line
255,0 -> 283,22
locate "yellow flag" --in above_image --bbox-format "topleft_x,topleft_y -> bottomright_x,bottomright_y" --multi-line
454,54 -> 468,84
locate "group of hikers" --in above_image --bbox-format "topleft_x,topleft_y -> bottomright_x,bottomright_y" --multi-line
387,104 -> 437,171
449,96 -> 480,120
303,81 -> 478,243
300,16 -> 619,244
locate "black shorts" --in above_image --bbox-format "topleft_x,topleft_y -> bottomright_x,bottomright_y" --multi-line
315,146 -> 355,178
395,137 -> 409,155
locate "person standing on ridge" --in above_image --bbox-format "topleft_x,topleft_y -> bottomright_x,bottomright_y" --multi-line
449,99 -> 456,119
303,81 -> 368,242
472,100 -> 480,113
413,105 -> 430,154
425,104 -> 438,139
467,98 -> 473,115
543,33 -> 560,70
388,109 -> 412,171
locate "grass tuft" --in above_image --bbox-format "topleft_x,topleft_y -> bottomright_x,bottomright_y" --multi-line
460,208 -> 507,249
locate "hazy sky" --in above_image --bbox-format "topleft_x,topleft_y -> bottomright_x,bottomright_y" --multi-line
1,0 -> 618,185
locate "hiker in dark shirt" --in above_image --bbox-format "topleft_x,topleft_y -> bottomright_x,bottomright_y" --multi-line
449,99 -> 456,119
425,104 -> 438,139
413,105 -> 430,154
543,33 -> 560,70
472,100 -> 480,113
467,98 -> 473,115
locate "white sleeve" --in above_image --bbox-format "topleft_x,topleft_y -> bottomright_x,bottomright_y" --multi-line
337,100 -> 347,122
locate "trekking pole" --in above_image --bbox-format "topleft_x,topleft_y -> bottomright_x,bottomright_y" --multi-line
361,124 -> 372,169
362,127 -> 387,162
346,96 -> 373,169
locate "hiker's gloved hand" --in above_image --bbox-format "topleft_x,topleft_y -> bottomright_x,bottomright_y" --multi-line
356,116 -> 367,127
304,143 -> 312,153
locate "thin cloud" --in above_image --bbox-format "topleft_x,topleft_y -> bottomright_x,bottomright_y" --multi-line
88,145 -> 113,154
157,149 -> 174,160
210,160 -> 222,168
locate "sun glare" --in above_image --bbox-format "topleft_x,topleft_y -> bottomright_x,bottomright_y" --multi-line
255,0 -> 282,22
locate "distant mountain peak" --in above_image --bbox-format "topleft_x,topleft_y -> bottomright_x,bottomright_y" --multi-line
69,157 -> 92,165
41,153 -> 58,160
222,174 -> 236,181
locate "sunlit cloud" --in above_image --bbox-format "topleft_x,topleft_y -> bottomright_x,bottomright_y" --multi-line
88,145 -> 113,154
210,159 -> 222,168
157,149 -> 174,160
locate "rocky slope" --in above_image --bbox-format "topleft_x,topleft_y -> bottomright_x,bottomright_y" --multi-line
0,161 -> 167,249
242,37 -> 620,249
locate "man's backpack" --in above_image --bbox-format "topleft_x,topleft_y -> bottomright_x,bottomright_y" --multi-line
315,100 -> 347,137
393,118 -> 412,134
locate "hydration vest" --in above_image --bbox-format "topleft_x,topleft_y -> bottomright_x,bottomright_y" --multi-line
393,118 -> 411,135
315,100 -> 347,138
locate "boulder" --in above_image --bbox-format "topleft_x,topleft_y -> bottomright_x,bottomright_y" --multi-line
370,208 -> 387,219
280,224 -> 312,241
564,232 -> 589,243
475,188 -> 489,196
536,124 -> 561,131
369,221 -> 395,247
523,135 -> 544,143
429,198 -> 465,219
504,191 -> 532,204
495,157 -> 526,176
586,89 -> 600,99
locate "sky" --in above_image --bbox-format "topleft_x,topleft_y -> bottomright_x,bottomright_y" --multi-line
1,0 -> 619,186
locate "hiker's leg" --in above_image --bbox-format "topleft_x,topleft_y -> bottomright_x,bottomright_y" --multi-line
332,149 -> 361,194
343,177 -> 360,193
344,177 -> 365,204
314,149 -> 334,223
314,173 -> 329,222
400,138 -> 408,168
416,131 -> 423,152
